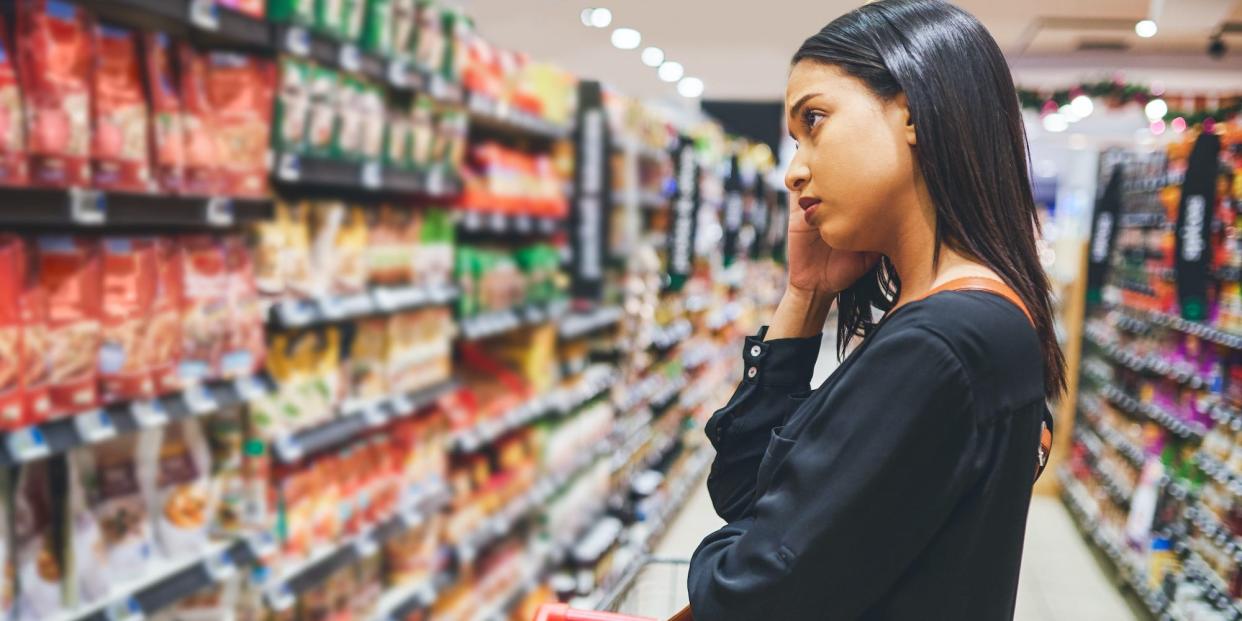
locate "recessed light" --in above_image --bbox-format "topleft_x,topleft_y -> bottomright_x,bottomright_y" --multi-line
658,61 -> 684,82
611,27 -> 641,50
1135,19 -> 1157,38
678,77 -> 704,98
641,47 -> 664,67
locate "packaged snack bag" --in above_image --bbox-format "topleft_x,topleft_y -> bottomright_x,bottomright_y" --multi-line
221,235 -> 265,378
306,67 -> 339,157
67,448 -> 111,606
14,461 -> 64,620
412,1 -> 444,73
345,317 -> 387,401
91,24 -> 150,191
391,0 -> 417,56
205,405 -> 248,536
178,43 -> 220,196
99,237 -> 157,403
333,78 -> 365,159
140,419 -> 213,560
341,0 -> 366,42
72,435 -> 156,584
363,0 -> 393,55
384,108 -> 412,170
337,206 -> 369,292
268,0 -> 314,24
206,52 -> 274,198
0,16 -> 28,186
148,237 -> 183,394
18,243 -> 51,425
142,33 -> 185,194
314,0 -> 346,36
410,96 -> 434,167
283,202 -> 320,297
0,237 -> 23,428
17,0 -> 91,187
272,58 -> 311,155
177,235 -> 228,385
358,84 -> 385,161
36,236 -> 101,417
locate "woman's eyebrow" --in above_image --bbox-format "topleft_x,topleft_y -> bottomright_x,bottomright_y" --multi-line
788,93 -> 818,124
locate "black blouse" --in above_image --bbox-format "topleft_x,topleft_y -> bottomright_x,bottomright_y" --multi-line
688,291 -> 1048,620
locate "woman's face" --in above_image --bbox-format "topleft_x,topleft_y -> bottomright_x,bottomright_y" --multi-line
784,60 -> 919,253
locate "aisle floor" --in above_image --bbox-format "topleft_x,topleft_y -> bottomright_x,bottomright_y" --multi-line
652,332 -> 1139,619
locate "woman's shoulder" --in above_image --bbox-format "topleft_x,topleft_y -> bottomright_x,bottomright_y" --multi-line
879,290 -> 1045,407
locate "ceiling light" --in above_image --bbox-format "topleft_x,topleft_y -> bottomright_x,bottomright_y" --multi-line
1135,19 -> 1158,38
1059,104 -> 1080,123
641,47 -> 664,67
1070,95 -> 1094,118
590,8 -> 612,28
658,61 -> 684,82
1042,113 -> 1068,133
1144,98 -> 1168,121
611,27 -> 641,50
581,9 -> 593,26
678,77 -> 704,98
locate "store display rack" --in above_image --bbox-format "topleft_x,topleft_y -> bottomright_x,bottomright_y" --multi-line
459,300 -> 571,341
268,283 -> 460,329
458,209 -> 563,237
0,187 -> 273,229
272,152 -> 463,199
466,92 -> 572,142
559,306 -> 625,340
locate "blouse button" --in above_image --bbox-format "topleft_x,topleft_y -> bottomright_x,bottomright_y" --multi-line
747,366 -> 758,379
750,345 -> 762,357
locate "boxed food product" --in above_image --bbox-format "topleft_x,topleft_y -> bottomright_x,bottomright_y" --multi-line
272,58 -> 312,155
14,461 -> 64,620
0,236 -> 23,428
333,77 -> 366,159
18,0 -> 92,187
358,84 -> 386,161
141,418 -> 213,559
341,0 -> 366,42
221,235 -> 264,378
306,67 -> 339,157
391,0 -> 417,56
37,236 -> 101,417
91,24 -> 150,191
99,237 -> 157,403
413,1 -> 445,73
206,52 -> 275,197
19,244 -> 51,425
148,237 -> 183,394
178,43 -> 220,195
72,434 -> 156,583
267,0 -> 314,24
177,235 -> 228,385
142,33 -> 185,194
363,0 -> 393,55
344,317 -> 387,402
0,18 -> 28,186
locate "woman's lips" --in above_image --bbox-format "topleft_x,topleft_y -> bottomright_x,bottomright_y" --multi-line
799,197 -> 821,224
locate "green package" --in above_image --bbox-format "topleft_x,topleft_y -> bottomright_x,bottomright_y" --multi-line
315,0 -> 345,37
455,246 -> 476,317
391,0 -> 417,57
272,58 -> 312,153
358,83 -> 386,160
268,0 -> 315,24
384,110 -> 412,169
341,0 -> 366,41
306,67 -> 340,157
362,0 -> 393,54
332,77 -> 366,159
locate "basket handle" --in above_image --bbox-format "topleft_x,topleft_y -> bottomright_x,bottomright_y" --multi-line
533,603 -> 657,621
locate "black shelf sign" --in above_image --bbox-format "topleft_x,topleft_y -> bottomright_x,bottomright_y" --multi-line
665,136 -> 700,291
1086,164 -> 1123,305
1175,132 -> 1222,322
722,154 -> 744,267
569,81 -> 612,300
750,173 -> 770,261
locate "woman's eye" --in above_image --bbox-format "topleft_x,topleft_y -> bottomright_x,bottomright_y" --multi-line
803,110 -> 825,131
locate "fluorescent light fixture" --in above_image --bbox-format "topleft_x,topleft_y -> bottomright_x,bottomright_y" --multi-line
658,61 -> 684,82
611,27 -> 641,50
1135,19 -> 1157,38
641,47 -> 664,67
678,77 -> 704,98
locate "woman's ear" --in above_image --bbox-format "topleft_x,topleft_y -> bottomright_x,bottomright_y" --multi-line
896,92 -> 916,146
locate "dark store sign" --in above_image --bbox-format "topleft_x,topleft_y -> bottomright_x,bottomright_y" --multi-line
1175,132 -> 1221,322
666,136 -> 700,291
1085,164 -> 1122,304
722,154 -> 744,266
570,81 -> 611,300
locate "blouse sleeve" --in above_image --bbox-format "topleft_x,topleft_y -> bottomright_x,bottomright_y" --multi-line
687,323 -> 979,620
703,327 -> 822,522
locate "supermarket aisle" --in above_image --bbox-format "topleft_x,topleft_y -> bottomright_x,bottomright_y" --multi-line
656,332 -> 1138,620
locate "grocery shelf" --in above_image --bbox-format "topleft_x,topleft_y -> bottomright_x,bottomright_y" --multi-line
1180,550 -> 1242,619
1092,382 -> 1207,440
83,0 -> 271,50
466,93 -> 573,141
369,570 -> 456,621
0,187 -> 272,228
1185,504 -> 1242,564
271,380 -> 459,464
559,306 -> 625,340
267,283 -> 460,329
459,301 -> 570,341
1085,325 -> 1213,391
1194,452 -> 1242,498
1,375 -> 271,466
1078,399 -> 1147,469
1110,305 -> 1242,350
273,152 -> 463,198
458,209 -> 564,236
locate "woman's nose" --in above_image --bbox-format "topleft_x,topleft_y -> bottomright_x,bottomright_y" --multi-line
785,162 -> 809,193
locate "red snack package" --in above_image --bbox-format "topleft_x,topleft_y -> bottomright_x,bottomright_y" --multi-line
0,236 -> 23,428
99,237 -> 157,403
0,17 -> 28,186
178,235 -> 228,384
206,53 -> 274,198
148,237 -> 183,395
35,236 -> 101,417
91,24 -> 150,192
177,44 -> 219,196
220,235 -> 264,378
142,33 -> 184,194
18,244 -> 51,426
17,0 -> 92,187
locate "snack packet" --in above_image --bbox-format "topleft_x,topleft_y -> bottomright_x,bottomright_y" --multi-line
72,434 -> 156,583
178,43 -> 220,195
91,24 -> 150,191
206,52 -> 275,197
177,235 -> 228,385
0,16 -> 28,186
143,32 -> 185,194
0,236 -> 23,428
99,237 -> 157,403
272,58 -> 311,155
14,460 -> 65,620
148,237 -> 184,394
17,0 -> 91,187
140,419 -> 213,560
36,236 -> 101,417
19,243 -> 51,425
221,235 -> 265,378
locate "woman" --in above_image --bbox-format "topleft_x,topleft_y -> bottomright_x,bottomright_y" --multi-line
686,1 -> 1063,619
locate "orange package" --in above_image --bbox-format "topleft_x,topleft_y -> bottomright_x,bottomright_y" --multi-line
148,237 -> 183,395
17,0 -> 92,187
177,235 -> 228,385
142,33 -> 185,194
206,52 -> 274,198
19,243 -> 51,426
0,16 -> 28,186
99,237 -> 157,403
91,24 -> 150,191
36,236 -> 101,417
0,237 -> 22,429
177,44 -> 219,196
221,235 -> 264,378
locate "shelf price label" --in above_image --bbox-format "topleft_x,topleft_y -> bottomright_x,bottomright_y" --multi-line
184,385 -> 219,415
131,399 -> 169,428
205,549 -> 237,581
74,409 -> 117,444
277,153 -> 302,182
488,212 -> 506,232
284,26 -> 311,57
339,44 -> 362,73
205,197 -> 235,227
387,58 -> 410,88
189,0 -> 221,30
360,160 -> 382,189
103,596 -> 144,621
233,376 -> 268,402
426,167 -> 445,196
69,188 -> 106,225
6,427 -> 49,463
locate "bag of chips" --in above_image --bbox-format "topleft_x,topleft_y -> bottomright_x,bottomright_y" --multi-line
91,24 -> 150,191
17,0 -> 91,187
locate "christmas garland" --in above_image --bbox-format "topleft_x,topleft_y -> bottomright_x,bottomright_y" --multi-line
1017,80 -> 1242,127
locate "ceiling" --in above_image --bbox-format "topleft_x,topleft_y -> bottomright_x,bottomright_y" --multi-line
457,0 -> 1242,105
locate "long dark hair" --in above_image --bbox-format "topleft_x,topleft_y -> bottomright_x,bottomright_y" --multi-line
794,0 -> 1066,397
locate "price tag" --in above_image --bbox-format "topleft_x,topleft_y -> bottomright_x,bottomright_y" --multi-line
318,295 -> 346,321
489,212 -> 506,232
277,300 -> 314,327
189,0 -> 220,30
390,394 -> 414,415
539,218 -> 556,234
338,292 -> 374,316
399,507 -> 425,530
131,399 -> 169,428
69,188 -> 105,225
387,58 -> 410,88
234,376 -> 268,401
354,533 -> 379,558
273,435 -> 303,463
427,167 -> 445,196
265,586 -> 296,612
339,44 -> 362,72
362,403 -> 388,428
284,26 -> 311,57
6,427 -> 49,463
360,160 -> 382,189
184,385 -> 219,415
462,209 -> 482,231
74,409 -> 116,443
277,152 -> 302,182
416,582 -> 437,606
204,197 -> 235,227
205,548 -> 237,581
247,531 -> 278,560
514,215 -> 533,233
104,596 -> 143,621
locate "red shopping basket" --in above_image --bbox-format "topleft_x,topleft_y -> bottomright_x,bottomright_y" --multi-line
533,603 -> 692,621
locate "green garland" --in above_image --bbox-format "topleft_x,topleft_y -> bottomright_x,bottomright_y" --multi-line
1017,80 -> 1242,127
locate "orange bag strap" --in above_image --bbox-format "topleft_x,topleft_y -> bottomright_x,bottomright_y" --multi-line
916,277 -> 1053,484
